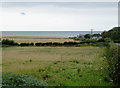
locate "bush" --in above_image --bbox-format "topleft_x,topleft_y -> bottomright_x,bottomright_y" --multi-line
35,43 -> 42,46
19,43 -> 30,46
30,43 -> 34,46
104,43 -> 120,86
101,27 -> 120,42
114,40 -> 120,43
2,72 -> 47,87
84,34 -> 91,39
81,39 -> 97,44
2,39 -> 18,46
69,37 -> 81,40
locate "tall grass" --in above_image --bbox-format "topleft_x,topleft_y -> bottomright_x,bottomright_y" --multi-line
2,47 -> 112,86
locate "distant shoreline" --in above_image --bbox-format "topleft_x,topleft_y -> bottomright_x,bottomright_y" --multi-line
2,36 -> 68,39
2,31 -> 102,37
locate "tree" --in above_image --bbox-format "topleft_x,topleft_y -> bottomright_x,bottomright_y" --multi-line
2,39 -> 18,46
92,33 -> 101,39
101,27 -> 120,42
84,34 -> 91,39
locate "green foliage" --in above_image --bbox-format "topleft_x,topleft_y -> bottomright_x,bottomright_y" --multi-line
2,39 -> 18,46
77,68 -> 81,74
20,42 -> 34,46
19,43 -> 30,46
2,38 -> 112,47
101,27 -> 120,43
92,33 -> 101,37
84,34 -> 91,39
70,59 -> 79,64
80,39 -> 97,44
34,38 -> 110,47
30,43 -> 34,46
69,37 -> 81,40
2,72 -> 47,87
104,43 -> 120,86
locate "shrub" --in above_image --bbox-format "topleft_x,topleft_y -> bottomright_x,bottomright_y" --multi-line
77,68 -> 81,74
114,40 -> 120,43
19,43 -> 30,46
104,43 -> 120,86
30,43 -> 34,46
2,39 -> 18,46
70,59 -> 79,64
2,72 -> 47,87
101,27 -> 120,42
81,39 -> 97,44
35,43 -> 42,46
84,34 -> 91,39
52,42 -> 59,46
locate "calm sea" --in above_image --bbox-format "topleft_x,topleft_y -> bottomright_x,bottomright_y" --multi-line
2,31 -> 102,37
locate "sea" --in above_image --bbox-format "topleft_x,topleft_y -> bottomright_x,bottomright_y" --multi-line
2,31 -> 102,37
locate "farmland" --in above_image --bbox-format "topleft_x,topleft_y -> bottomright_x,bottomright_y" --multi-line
2,46 -> 113,86
2,36 -> 76,43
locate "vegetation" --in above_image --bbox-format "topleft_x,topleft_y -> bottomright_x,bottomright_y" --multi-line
69,27 -> 120,43
2,38 -> 110,47
104,42 -> 120,86
2,36 -> 74,43
101,27 -> 120,43
2,72 -> 47,87
2,47 -> 113,86
84,34 -> 91,39
2,27 -> 120,86
19,43 -> 34,46
92,33 -> 101,38
2,39 -> 18,46
69,33 -> 101,41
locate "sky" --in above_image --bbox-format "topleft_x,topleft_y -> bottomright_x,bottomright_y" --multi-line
0,2 -> 118,31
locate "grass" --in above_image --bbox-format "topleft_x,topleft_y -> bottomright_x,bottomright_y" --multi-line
2,36 -> 76,43
2,46 -> 113,86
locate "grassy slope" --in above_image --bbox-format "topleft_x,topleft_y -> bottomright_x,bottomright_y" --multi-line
2,47 -> 112,86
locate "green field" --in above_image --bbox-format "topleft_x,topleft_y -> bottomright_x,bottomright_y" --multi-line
2,46 -> 113,86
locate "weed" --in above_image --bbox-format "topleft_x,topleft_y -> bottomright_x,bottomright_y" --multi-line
70,59 -> 79,64
38,69 -> 45,72
77,68 -> 81,74
43,74 -> 51,80
79,74 -> 82,77
29,59 -> 32,62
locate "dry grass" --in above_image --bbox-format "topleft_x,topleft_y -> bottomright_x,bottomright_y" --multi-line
2,47 -> 101,73
2,36 -> 76,43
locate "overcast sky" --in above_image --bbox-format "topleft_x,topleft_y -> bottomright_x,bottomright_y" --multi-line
0,2 -> 118,31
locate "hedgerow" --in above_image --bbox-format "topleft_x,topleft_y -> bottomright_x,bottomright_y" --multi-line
2,38 -> 111,47
104,43 -> 120,86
